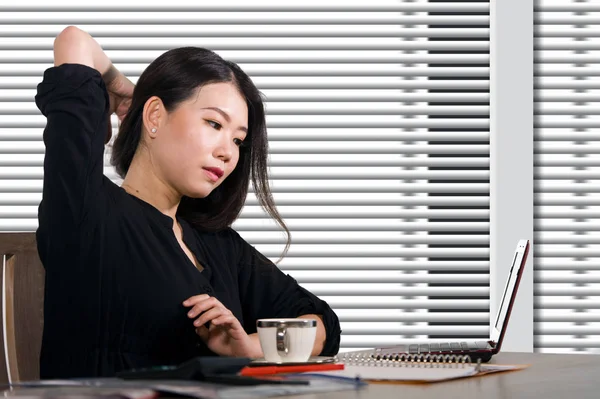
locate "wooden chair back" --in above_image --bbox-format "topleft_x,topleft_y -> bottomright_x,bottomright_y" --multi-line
0,232 -> 45,383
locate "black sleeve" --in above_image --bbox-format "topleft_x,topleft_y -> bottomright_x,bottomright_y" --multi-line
232,229 -> 342,356
35,64 -> 110,245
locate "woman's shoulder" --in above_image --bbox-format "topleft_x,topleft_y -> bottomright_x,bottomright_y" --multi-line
192,226 -> 251,258
194,226 -> 243,245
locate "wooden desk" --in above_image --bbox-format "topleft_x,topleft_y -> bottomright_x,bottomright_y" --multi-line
5,352 -> 597,398
279,352 -> 600,399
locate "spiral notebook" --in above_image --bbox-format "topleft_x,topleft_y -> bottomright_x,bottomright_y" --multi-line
321,352 -> 526,383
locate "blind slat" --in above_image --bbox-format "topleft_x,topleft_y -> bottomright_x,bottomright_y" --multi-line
535,221 -> 600,231
231,219 -> 489,232
534,299 -> 600,310
536,285 -> 600,297
0,180 -> 491,194
534,5 -> 600,12
0,3 -> 490,12
0,77 -> 490,90
536,235 -> 600,245
535,248 -> 600,257
534,340 -> 600,349
535,27 -> 600,38
0,14 -> 492,26
0,192 -> 490,207
0,154 -> 491,168
535,157 -> 600,167
535,16 -> 600,25
536,312 -> 600,323
0,64 -> 492,77
0,26 -> 491,38
0,205 -> 491,220
537,260 -> 600,271
0,92 -> 492,103
536,170 -> 600,179
0,167 -> 491,181
339,326 -> 489,335
276,260 -> 489,271
0,51 -> 491,64
0,142 -> 491,154
0,104 -> 491,116
0,129 -> 491,142
536,275 -> 600,284
535,143 -> 600,153
0,38 -> 491,51
0,219 -> 486,232
303,286 -> 488,297
534,326 -> 600,335
532,131 -> 600,140
337,312 -> 488,323
537,196 -> 600,206
293,273 -> 488,284
536,105 -> 600,115
320,299 -> 488,310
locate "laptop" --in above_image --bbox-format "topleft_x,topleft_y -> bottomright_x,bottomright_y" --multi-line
365,239 -> 531,363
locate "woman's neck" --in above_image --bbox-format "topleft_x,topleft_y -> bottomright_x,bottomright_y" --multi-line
121,153 -> 180,222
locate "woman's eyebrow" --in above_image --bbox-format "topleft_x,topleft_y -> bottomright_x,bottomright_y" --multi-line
202,106 -> 248,133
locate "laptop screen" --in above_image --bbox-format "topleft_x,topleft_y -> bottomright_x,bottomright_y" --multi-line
490,240 -> 530,344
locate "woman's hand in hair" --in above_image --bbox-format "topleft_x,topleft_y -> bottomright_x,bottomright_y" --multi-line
183,294 -> 261,358
102,65 -> 134,143
102,64 -> 134,121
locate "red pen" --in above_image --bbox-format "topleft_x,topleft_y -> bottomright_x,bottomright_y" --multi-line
240,363 -> 345,376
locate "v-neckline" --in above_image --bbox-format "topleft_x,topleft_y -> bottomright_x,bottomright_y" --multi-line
175,219 -> 205,273
120,186 -> 211,277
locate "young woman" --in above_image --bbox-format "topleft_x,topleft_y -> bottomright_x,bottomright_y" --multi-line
35,26 -> 341,378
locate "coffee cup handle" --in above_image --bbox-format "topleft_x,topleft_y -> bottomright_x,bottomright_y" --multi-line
276,326 -> 289,357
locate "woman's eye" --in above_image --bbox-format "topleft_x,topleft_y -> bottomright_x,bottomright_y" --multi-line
207,120 -> 222,130
233,138 -> 246,147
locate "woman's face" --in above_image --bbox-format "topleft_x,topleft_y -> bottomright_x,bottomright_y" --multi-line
148,82 -> 248,198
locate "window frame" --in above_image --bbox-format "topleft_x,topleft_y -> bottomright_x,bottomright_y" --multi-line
490,0 -> 534,352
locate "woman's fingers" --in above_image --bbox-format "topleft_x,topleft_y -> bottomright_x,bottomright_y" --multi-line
183,294 -> 212,316
186,297 -> 221,319
211,314 -> 242,330
183,294 -> 210,307
116,98 -> 132,121
184,294 -> 243,337
211,315 -> 247,340
193,307 -> 227,327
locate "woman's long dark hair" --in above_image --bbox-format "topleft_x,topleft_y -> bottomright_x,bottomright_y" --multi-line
111,47 -> 290,258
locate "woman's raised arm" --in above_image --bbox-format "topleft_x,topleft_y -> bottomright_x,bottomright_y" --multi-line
35,27 -> 132,257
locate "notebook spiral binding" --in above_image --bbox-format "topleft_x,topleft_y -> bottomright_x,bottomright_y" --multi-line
335,351 -> 472,368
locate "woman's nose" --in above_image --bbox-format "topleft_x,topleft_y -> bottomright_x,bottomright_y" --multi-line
214,137 -> 234,162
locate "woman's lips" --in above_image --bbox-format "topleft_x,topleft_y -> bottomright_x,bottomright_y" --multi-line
203,167 -> 223,182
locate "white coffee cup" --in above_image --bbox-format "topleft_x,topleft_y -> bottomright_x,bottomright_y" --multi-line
256,318 -> 317,363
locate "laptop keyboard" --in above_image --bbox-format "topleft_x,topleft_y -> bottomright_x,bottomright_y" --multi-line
407,341 -> 490,354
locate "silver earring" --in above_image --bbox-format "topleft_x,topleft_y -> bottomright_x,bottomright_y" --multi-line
151,128 -> 157,133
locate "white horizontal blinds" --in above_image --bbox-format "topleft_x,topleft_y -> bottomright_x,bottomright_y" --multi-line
424,0 -> 490,342
0,0 -> 490,349
535,0 -> 600,353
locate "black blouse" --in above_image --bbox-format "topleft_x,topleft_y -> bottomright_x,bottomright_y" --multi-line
34,63 -> 341,379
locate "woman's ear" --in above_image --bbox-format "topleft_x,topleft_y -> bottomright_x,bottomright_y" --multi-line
142,96 -> 163,139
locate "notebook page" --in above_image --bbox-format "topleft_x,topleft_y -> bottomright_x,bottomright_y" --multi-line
319,364 -> 478,382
